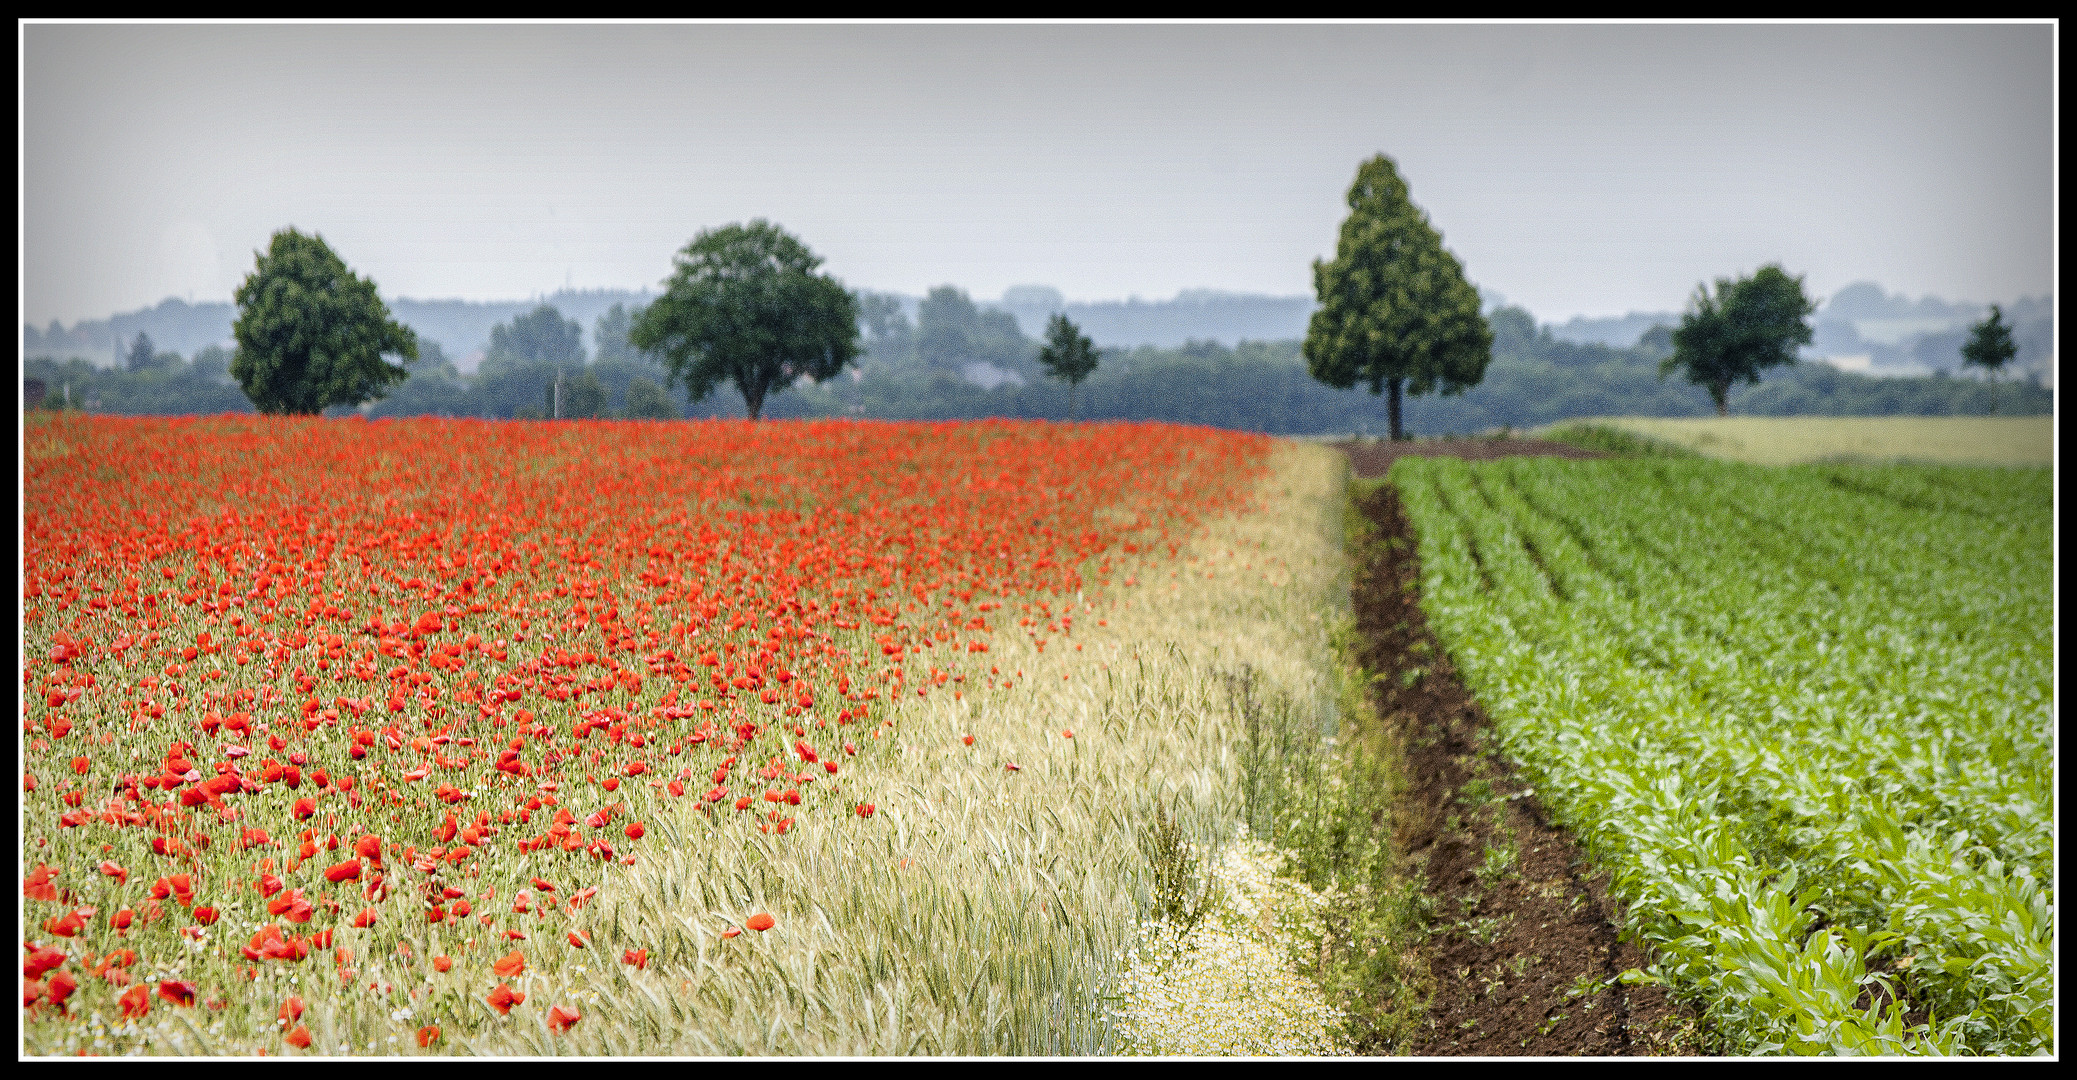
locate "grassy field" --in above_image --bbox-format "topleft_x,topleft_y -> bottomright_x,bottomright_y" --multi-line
1391,454 -> 2054,1055
1546,416 -> 2054,466
23,416 -> 1404,1057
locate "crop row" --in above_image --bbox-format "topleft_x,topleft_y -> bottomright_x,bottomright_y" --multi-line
1391,456 -> 2052,1056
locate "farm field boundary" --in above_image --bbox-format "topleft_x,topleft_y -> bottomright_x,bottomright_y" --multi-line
22,416 -> 1394,1056
1345,474 -> 1703,1055
1544,416 -> 2054,466
1389,454 -> 2054,1055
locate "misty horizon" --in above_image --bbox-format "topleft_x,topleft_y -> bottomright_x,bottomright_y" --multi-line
23,22 -> 2052,333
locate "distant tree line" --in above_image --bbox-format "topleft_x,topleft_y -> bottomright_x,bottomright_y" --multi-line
26,303 -> 2052,430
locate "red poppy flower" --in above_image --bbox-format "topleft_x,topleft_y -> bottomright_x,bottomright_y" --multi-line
624,822 -> 645,840
417,1024 -> 441,1047
323,859 -> 362,883
486,983 -> 525,1015
47,970 -> 78,1007
284,1025 -> 312,1049
118,984 -> 150,1019
279,995 -> 305,1023
433,955 -> 453,973
24,947 -> 65,980
621,948 -> 648,970
548,1005 -> 581,1033
157,979 -> 197,1006
745,912 -> 776,932
192,906 -> 219,926
493,950 -> 526,978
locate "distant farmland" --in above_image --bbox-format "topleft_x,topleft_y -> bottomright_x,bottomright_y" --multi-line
1553,416 -> 2052,466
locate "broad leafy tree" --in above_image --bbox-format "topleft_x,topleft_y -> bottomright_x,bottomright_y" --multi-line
1037,313 -> 1100,418
231,229 -> 418,415
562,368 -> 609,419
1960,303 -> 2019,414
490,304 -> 586,369
629,220 -> 859,420
1305,154 -> 1491,439
1660,264 -> 1816,415
622,376 -> 679,420
1961,304 -> 2017,381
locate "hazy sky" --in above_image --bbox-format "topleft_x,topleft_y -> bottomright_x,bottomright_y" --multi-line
21,21 -> 2056,328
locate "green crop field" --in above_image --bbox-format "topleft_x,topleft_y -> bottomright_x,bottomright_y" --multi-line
1391,456 -> 2054,1055
1548,416 -> 2054,467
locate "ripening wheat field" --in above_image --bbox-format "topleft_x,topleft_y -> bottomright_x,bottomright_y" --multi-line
21,415 -> 1362,1056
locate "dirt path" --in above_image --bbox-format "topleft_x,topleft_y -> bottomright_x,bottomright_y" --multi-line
1348,466 -> 1705,1056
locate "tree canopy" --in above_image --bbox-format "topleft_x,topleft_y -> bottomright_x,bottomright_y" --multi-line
628,220 -> 859,420
1036,313 -> 1100,418
1961,304 -> 2018,380
230,229 -> 418,415
1660,264 -> 1817,415
489,304 -> 585,369
1304,154 -> 1491,439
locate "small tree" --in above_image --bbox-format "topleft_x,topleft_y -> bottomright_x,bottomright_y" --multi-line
628,220 -> 858,421
126,333 -> 156,373
562,368 -> 608,419
1960,304 -> 2019,415
622,377 -> 679,420
1037,313 -> 1100,419
1305,154 -> 1491,440
231,229 -> 418,415
1660,264 -> 1816,416
1961,304 -> 2018,382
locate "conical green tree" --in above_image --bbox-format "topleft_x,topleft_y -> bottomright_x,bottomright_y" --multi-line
1037,313 -> 1100,419
1304,154 -> 1491,440
231,229 -> 418,415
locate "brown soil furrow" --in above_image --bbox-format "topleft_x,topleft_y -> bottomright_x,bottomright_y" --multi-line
1348,468 -> 1705,1056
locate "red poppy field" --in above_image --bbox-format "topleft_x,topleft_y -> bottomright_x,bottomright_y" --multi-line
21,416 -> 1275,1055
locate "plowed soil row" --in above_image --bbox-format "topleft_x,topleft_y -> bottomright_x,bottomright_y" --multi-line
1347,458 -> 1707,1056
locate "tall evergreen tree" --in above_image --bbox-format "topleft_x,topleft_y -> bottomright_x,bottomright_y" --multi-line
1036,313 -> 1100,419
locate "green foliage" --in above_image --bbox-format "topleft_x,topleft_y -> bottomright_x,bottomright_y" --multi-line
1392,455 -> 2052,1054
629,220 -> 860,420
1037,313 -> 1101,417
1306,154 -> 1492,439
489,304 -> 585,369
621,376 -> 680,420
125,332 -> 179,373
229,228 -> 418,415
1960,305 -> 2018,383
562,367 -> 609,419
1660,265 -> 1817,415
590,302 -> 646,368
1541,422 -> 1700,459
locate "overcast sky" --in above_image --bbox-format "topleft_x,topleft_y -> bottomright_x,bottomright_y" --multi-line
20,21 -> 2056,328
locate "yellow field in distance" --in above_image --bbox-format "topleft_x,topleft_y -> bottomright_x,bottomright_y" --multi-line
1559,416 -> 2054,466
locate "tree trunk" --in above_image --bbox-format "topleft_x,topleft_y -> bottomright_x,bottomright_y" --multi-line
743,379 -> 765,421
1387,377 -> 1404,441
1710,381 -> 1729,417
1068,382 -> 1077,421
